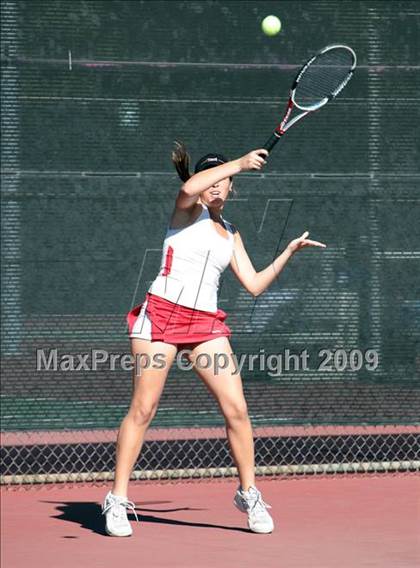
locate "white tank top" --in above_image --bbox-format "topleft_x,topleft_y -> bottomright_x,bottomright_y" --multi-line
147,202 -> 235,312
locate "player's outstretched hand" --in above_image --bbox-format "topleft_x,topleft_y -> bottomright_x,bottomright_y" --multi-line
287,231 -> 327,254
238,149 -> 268,172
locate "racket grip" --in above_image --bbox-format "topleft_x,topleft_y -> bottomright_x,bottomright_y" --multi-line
262,132 -> 281,154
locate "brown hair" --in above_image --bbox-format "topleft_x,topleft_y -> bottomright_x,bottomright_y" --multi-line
171,140 -> 192,183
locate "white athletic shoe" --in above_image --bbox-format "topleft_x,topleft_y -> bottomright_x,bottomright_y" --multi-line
234,485 -> 274,534
102,491 -> 138,537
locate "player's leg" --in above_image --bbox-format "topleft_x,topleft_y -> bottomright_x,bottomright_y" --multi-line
113,338 -> 177,496
186,336 -> 255,487
186,336 -> 274,533
103,338 -> 177,536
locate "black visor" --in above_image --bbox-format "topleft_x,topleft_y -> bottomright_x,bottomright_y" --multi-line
194,152 -> 229,174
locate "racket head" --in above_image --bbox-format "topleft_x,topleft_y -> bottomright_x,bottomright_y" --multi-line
291,44 -> 357,112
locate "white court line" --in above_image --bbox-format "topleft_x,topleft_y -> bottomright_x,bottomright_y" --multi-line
378,252 -> 420,258
2,170 -> 420,179
8,56 -> 420,70
19,95 -> 420,104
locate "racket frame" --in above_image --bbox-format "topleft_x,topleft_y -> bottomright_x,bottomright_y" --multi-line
263,44 -> 357,151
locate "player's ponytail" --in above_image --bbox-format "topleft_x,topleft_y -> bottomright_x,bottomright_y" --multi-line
171,140 -> 192,182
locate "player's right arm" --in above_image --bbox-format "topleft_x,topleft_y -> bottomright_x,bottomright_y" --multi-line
175,149 -> 268,211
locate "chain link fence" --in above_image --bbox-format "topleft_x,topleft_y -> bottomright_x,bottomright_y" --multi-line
2,426 -> 419,486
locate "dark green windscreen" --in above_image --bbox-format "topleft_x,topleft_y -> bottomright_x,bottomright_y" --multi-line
1,0 -> 419,433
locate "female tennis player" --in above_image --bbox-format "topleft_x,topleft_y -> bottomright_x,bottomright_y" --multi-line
102,142 -> 326,536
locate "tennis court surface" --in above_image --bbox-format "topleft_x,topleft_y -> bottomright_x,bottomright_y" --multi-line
2,475 -> 419,568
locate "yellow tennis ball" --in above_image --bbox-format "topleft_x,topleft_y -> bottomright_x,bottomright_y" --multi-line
261,15 -> 282,36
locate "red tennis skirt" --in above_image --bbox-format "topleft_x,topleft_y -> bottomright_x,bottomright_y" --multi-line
127,292 -> 232,347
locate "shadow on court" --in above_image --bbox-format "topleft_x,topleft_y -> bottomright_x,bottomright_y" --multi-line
45,500 -> 251,535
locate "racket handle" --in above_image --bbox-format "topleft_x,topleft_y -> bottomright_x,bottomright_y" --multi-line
262,132 -> 282,154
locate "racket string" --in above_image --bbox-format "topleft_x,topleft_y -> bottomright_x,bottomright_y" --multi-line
294,48 -> 354,108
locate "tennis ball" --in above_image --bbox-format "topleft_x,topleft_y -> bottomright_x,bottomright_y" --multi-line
261,15 -> 281,36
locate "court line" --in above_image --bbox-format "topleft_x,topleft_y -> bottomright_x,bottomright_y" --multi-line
18,95 -> 420,104
4,56 -> 420,70
2,170 -> 420,179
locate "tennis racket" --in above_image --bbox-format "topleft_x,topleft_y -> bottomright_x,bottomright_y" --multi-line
262,44 -> 357,154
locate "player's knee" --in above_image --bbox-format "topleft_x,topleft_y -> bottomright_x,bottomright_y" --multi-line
129,403 -> 157,427
223,401 -> 249,424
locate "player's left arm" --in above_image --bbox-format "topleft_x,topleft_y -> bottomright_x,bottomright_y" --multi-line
229,228 -> 326,297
